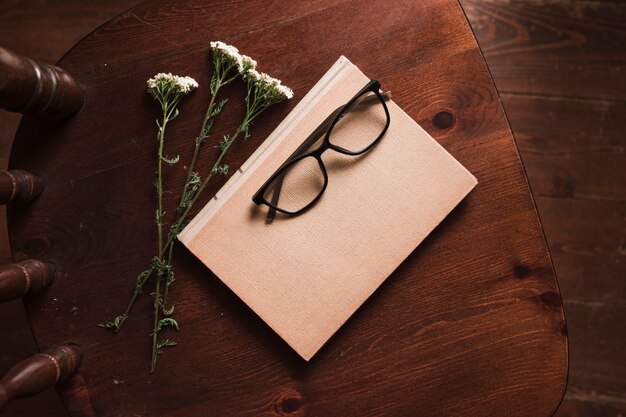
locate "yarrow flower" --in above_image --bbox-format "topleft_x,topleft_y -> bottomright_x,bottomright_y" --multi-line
210,41 -> 242,70
245,69 -> 294,102
177,76 -> 199,93
210,41 -> 258,79
239,68 -> 293,139
147,73 -> 198,105
239,54 -> 257,74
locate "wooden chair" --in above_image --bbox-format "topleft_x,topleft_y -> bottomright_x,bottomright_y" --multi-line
0,46 -> 85,410
0,0 -> 568,415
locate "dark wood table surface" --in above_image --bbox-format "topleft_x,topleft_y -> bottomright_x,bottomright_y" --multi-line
6,0 -> 568,415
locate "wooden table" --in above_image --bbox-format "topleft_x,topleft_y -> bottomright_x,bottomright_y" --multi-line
7,0 -> 568,415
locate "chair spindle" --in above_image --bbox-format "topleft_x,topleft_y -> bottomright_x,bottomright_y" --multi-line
0,260 -> 55,303
0,344 -> 83,411
0,170 -> 44,205
0,46 -> 84,120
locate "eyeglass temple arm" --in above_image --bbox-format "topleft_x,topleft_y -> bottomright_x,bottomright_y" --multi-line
265,90 -> 391,221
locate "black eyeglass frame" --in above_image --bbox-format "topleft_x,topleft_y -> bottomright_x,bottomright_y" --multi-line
252,79 -> 391,216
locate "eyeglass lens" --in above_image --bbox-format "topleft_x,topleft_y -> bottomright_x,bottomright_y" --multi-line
328,91 -> 388,154
262,155 -> 325,213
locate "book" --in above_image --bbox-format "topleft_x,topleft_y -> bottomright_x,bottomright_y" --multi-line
179,56 -> 478,361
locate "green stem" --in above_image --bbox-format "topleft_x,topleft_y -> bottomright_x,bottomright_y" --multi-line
158,118 -> 252,311
150,271 -> 162,372
163,232 -> 177,305
169,119 -> 248,238
110,94 -> 257,333
113,276 -> 150,333
179,93 -> 217,208
162,89 -> 220,306
150,77 -> 231,370
150,105 -> 170,372
110,97 -> 268,359
110,66 -> 237,332
115,85 -> 207,333
157,113 -> 167,255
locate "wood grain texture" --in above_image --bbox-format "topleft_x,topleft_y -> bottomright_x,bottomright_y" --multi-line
6,0 -> 566,416
465,1 -> 626,415
504,95 -> 626,201
463,0 -> 626,101
540,197 -> 626,417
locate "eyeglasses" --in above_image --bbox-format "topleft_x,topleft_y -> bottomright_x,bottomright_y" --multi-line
252,79 -> 391,220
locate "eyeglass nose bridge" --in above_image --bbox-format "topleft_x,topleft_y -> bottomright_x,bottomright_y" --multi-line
308,139 -> 332,159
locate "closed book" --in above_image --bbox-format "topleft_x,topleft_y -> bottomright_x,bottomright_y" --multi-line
179,56 -> 477,360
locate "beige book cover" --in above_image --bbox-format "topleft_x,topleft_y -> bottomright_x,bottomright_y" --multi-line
179,57 -> 477,361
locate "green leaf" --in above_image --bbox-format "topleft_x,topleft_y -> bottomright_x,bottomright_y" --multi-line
98,314 -> 127,331
162,305 -> 175,316
152,339 -> 177,371
134,269 -> 152,294
156,339 -> 177,349
215,134 -> 231,151
210,73 -> 219,95
157,317 -> 179,332
166,268 -> 175,285
161,154 -> 180,165
176,171 -> 201,215
211,164 -> 229,176
150,291 -> 164,309
211,98 -> 228,117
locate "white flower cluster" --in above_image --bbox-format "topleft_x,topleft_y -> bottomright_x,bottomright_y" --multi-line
208,40 -> 293,106
245,69 -> 294,101
210,41 -> 257,74
239,54 -> 257,73
147,73 -> 199,97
